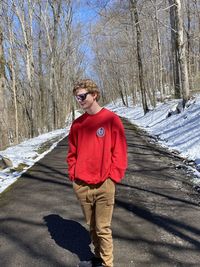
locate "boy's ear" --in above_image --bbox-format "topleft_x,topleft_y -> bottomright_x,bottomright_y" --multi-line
92,92 -> 98,100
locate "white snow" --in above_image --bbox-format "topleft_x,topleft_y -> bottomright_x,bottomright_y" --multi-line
0,128 -> 69,193
0,96 -> 200,194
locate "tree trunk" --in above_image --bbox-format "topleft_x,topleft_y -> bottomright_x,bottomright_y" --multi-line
48,1 -> 62,130
14,1 -> 36,137
38,2 -> 46,132
186,0 -> 192,91
8,20 -> 19,144
169,0 -> 181,99
174,0 -> 190,106
155,1 -> 164,101
0,26 -> 8,149
130,0 -> 149,114
129,2 -> 138,105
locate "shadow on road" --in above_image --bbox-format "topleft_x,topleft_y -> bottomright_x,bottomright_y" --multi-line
115,199 -> 200,249
118,183 -> 199,207
43,214 -> 94,261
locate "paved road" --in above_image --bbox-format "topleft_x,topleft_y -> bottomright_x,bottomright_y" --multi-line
0,119 -> 200,267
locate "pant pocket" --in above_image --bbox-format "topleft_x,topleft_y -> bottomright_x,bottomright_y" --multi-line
72,181 -> 82,191
73,180 -> 88,202
106,178 -> 116,194
73,179 -> 86,191
107,198 -> 115,205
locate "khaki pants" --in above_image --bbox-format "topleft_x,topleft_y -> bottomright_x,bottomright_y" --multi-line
73,178 -> 116,267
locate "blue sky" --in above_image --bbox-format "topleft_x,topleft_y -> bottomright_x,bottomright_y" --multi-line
73,3 -> 100,77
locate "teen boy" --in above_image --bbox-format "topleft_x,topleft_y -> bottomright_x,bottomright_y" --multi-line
67,79 -> 127,267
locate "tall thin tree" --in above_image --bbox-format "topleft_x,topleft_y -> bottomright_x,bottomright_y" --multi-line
174,0 -> 190,106
130,0 -> 149,114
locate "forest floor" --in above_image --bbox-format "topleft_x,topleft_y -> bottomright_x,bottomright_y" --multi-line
0,119 -> 200,267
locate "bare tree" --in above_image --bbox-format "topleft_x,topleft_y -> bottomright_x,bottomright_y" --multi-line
150,0 -> 164,102
169,0 -> 181,98
13,0 -> 37,137
0,0 -> 85,149
130,0 -> 149,114
7,12 -> 19,144
174,0 -> 190,105
0,24 -> 8,149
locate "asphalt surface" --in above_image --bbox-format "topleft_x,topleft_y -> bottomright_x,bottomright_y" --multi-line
0,119 -> 200,267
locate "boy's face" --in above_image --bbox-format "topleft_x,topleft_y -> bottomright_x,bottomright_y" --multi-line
75,88 -> 97,110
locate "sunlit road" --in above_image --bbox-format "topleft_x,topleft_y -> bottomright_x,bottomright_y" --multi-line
0,119 -> 200,267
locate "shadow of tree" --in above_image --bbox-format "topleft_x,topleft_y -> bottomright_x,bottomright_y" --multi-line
115,199 -> 200,248
118,183 -> 199,207
43,214 -> 94,261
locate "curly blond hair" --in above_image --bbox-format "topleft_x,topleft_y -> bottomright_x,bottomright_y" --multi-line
73,79 -> 100,101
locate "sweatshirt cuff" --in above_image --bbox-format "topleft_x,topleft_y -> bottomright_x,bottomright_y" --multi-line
109,166 -> 126,183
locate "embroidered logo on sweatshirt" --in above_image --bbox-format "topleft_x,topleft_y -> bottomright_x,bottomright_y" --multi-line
97,127 -> 105,137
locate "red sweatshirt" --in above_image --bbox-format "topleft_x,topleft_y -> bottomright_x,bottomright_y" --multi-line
67,108 -> 127,184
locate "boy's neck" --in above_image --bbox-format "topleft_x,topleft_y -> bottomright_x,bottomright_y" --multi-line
86,102 -> 102,115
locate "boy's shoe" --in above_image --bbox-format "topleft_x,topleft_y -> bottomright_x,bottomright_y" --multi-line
92,257 -> 103,266
78,257 -> 103,267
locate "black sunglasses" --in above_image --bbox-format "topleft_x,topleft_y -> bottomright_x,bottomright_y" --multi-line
75,92 -> 90,101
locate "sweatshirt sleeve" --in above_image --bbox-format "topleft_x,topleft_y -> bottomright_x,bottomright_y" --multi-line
66,124 -> 77,181
109,115 -> 127,182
